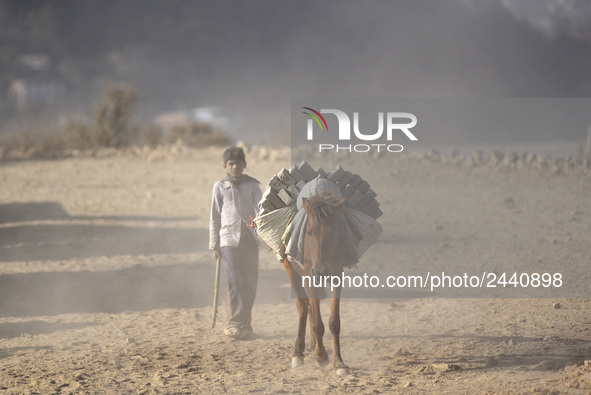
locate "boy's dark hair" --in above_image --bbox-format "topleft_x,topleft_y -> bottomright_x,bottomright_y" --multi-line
223,146 -> 246,165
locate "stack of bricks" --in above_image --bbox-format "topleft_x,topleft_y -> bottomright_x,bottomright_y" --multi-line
327,164 -> 382,219
257,161 -> 316,216
258,161 -> 382,219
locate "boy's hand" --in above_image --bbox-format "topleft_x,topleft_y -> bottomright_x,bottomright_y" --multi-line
213,246 -> 222,260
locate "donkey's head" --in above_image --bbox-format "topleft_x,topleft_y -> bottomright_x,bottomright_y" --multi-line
302,192 -> 346,278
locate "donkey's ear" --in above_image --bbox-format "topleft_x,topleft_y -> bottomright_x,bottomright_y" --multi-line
335,198 -> 346,212
302,198 -> 311,213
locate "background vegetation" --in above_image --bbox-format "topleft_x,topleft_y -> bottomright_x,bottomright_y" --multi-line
0,84 -> 232,160
1,1 -> 589,151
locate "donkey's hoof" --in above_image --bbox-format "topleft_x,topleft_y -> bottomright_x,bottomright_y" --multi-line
291,357 -> 304,368
316,358 -> 330,368
336,367 -> 350,376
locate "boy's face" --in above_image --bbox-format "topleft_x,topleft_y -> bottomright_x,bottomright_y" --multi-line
224,159 -> 245,178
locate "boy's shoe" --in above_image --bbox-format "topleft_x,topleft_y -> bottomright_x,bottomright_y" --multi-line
223,325 -> 242,338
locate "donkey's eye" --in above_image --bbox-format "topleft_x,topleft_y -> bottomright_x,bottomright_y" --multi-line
306,230 -> 312,236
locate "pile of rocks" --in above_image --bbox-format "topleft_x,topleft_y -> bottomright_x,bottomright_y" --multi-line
421,149 -> 591,176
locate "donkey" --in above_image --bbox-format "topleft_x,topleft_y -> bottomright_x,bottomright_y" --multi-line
282,192 -> 350,376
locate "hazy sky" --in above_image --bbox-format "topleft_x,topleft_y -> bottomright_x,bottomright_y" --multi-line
171,0 -> 590,142
5,0 -> 591,143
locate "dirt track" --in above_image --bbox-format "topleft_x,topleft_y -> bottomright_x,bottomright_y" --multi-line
1,145 -> 590,394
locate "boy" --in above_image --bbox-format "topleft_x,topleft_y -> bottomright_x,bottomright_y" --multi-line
209,146 -> 262,338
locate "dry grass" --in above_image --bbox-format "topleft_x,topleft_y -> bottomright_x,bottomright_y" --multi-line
165,121 -> 231,148
0,122 -> 67,160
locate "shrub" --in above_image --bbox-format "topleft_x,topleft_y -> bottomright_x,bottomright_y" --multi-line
94,84 -> 138,148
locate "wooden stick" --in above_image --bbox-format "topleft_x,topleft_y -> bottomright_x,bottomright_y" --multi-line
211,255 -> 222,328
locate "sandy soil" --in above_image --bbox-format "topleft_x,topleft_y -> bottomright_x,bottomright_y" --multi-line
0,144 -> 590,394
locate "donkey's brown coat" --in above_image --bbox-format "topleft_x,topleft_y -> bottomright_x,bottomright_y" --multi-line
282,192 -> 349,373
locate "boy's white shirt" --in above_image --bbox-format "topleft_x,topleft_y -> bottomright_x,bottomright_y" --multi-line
209,177 -> 262,250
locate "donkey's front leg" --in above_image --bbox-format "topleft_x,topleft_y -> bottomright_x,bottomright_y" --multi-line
329,286 -> 349,375
286,266 -> 308,368
291,295 -> 308,368
308,308 -> 316,352
309,297 -> 329,367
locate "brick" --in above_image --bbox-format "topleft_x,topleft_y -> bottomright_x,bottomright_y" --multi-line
287,185 -> 299,200
338,171 -> 354,185
297,160 -> 318,181
276,168 -> 293,187
262,186 -> 286,209
366,207 -> 383,219
356,180 -> 370,194
316,167 -> 327,179
278,188 -> 295,206
358,189 -> 377,206
347,174 -> 363,189
360,199 -> 379,216
289,165 -> 305,183
296,180 -> 307,191
259,200 -> 276,213
346,190 -> 364,208
328,165 -> 345,182
341,184 -> 356,199
268,176 -> 288,193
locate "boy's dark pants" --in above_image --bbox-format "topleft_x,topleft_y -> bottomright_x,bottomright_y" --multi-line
220,230 -> 259,329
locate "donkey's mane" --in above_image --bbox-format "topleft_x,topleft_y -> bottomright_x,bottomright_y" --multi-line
306,192 -> 342,220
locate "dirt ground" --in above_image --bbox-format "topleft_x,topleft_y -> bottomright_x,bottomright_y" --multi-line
0,144 -> 590,394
